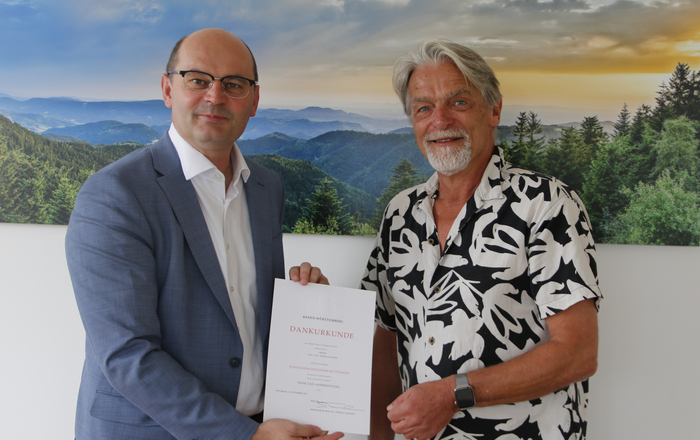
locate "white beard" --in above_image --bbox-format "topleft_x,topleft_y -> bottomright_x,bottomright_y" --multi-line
423,129 -> 472,176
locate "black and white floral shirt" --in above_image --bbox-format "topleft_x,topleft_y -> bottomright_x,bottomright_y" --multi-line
362,148 -> 602,440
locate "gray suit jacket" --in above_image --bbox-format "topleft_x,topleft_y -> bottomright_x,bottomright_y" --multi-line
66,135 -> 285,440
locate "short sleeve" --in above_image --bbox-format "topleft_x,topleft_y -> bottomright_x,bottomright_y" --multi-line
528,189 -> 603,319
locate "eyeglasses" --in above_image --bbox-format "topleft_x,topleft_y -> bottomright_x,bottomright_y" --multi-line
167,70 -> 257,99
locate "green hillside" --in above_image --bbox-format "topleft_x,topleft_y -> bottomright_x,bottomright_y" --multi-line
239,130 -> 433,197
0,114 -> 141,224
247,154 -> 375,232
0,115 -> 375,232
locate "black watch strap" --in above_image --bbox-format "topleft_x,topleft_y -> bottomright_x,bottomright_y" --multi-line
454,373 -> 476,409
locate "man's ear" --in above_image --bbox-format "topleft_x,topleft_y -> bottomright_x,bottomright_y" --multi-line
490,97 -> 503,127
161,74 -> 174,109
250,85 -> 260,117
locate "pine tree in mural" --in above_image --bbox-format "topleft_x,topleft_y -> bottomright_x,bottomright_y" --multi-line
293,177 -> 351,235
504,111 -> 546,171
371,158 -> 424,230
613,103 -> 632,138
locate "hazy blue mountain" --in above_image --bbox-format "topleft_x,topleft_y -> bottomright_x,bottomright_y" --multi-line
242,117 -> 366,140
239,130 -> 433,197
0,97 -> 172,127
255,106 -> 410,133
43,120 -> 162,145
389,127 -> 415,134
0,95 -> 582,148
0,108 -> 76,133
151,124 -> 170,134
306,131 -> 432,197
0,97 -> 412,141
237,132 -> 301,155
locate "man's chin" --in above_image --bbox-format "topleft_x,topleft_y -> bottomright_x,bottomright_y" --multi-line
425,147 -> 471,176
192,130 -> 239,149
432,165 -> 467,177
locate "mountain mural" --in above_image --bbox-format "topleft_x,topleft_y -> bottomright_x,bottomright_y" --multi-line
0,96 -> 411,144
5,59 -> 698,246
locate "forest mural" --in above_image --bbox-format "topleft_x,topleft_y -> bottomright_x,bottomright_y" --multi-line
1,61 -> 699,245
1,1 -> 699,246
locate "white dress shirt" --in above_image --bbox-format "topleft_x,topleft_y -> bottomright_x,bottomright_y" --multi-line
169,125 -> 264,416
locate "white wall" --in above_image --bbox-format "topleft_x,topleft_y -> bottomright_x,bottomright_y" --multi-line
1,222 -> 699,439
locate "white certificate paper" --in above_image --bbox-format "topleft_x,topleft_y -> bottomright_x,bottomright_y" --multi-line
263,279 -> 375,435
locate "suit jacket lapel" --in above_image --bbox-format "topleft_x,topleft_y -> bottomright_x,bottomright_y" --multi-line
243,169 -> 274,349
150,136 -> 239,329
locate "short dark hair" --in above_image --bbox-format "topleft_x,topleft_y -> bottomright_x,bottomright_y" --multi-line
165,33 -> 259,82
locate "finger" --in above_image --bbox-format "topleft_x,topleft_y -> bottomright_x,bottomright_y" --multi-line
315,431 -> 344,440
297,262 -> 312,285
290,423 -> 324,438
390,419 -> 411,437
289,262 -> 312,284
289,266 -> 301,282
308,266 -> 329,285
386,391 -> 408,418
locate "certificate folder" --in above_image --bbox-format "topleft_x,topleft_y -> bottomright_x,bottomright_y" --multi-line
263,279 -> 375,435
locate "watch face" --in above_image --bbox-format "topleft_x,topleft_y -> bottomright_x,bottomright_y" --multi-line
455,386 -> 475,409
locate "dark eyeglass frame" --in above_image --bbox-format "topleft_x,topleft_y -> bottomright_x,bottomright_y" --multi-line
166,70 -> 257,99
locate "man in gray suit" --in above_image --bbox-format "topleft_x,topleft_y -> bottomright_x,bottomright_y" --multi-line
66,28 -> 341,440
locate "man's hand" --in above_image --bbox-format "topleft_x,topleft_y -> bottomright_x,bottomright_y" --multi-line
386,378 -> 457,440
252,418 -> 343,440
289,262 -> 329,285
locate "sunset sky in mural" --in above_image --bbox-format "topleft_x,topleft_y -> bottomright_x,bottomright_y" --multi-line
1,0 -> 699,124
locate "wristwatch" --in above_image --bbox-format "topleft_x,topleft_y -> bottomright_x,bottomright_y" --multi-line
454,373 -> 476,410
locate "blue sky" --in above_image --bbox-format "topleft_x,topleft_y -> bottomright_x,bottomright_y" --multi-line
1,0 -> 699,123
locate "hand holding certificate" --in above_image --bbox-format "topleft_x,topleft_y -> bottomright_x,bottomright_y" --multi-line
264,279 -> 375,436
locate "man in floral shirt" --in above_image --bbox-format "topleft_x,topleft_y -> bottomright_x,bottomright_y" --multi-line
362,40 -> 602,440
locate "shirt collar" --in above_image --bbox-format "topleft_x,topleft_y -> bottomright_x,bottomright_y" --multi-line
473,146 -> 506,207
418,146 -> 506,206
168,124 -> 250,184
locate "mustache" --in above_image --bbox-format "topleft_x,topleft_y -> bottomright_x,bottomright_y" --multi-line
423,129 -> 469,143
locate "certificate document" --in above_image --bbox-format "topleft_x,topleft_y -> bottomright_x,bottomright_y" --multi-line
263,279 -> 375,435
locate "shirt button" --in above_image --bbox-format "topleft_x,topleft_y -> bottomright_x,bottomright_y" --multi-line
429,337 -> 435,345
428,238 -> 435,245
230,286 -> 234,293
434,286 -> 441,294
229,357 -> 241,368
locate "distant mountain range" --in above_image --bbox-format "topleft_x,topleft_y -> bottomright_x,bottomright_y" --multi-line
0,96 -> 171,127
43,120 -> 163,145
238,131 -> 433,198
0,94 -> 612,147
0,95 -> 411,144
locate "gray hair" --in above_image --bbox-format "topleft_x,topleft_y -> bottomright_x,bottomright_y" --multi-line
393,39 -> 502,117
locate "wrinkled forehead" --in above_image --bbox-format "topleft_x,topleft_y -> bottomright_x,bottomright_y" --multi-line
408,62 -> 477,97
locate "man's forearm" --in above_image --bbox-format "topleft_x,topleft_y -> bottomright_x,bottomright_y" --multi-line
468,298 -> 599,407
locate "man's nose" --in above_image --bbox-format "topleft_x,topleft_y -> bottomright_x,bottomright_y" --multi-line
431,105 -> 455,129
204,80 -> 227,103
